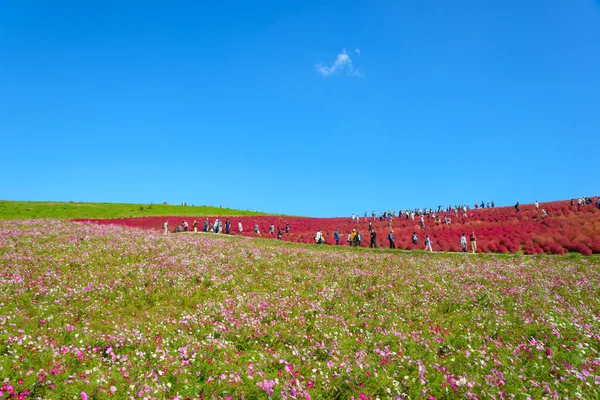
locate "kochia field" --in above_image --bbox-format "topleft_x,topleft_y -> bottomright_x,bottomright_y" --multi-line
83,200 -> 600,255
1,219 -> 599,399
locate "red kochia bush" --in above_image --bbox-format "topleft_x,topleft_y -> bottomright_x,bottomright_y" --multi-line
574,243 -> 593,256
590,241 -> 600,253
78,199 -> 600,255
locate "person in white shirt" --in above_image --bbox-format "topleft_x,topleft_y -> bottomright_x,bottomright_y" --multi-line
238,221 -> 243,233
460,233 -> 468,253
315,230 -> 323,244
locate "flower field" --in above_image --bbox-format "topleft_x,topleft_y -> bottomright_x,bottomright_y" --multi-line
82,200 -> 600,255
1,219 -> 599,399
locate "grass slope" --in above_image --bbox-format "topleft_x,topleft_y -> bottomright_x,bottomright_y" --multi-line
0,200 -> 277,220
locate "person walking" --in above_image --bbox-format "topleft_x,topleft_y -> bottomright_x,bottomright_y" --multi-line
515,202 -> 520,212
460,233 -> 468,253
349,229 -> 357,247
193,220 -> 198,232
163,221 -> 169,235
183,220 -> 189,232
370,230 -> 377,248
238,221 -> 243,233
535,200 -> 539,212
356,231 -> 363,247
203,219 -> 209,232
412,232 -> 418,245
225,219 -> 231,234
425,235 -> 433,252
388,230 -> 396,249
254,224 -> 260,234
470,231 -> 477,253
315,230 -> 324,244
334,228 -> 341,245
277,227 -> 283,240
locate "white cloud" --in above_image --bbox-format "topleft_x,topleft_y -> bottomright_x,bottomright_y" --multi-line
354,47 -> 361,55
315,48 -> 362,77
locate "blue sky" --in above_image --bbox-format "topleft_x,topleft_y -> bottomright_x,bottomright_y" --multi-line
1,0 -> 599,217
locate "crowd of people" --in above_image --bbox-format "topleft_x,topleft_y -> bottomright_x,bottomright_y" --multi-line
160,197 -> 599,254
316,197 -> 598,252
350,200 -> 497,224
313,227 -> 478,253
163,219 -> 292,239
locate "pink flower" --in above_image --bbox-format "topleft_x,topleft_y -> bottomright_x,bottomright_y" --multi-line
110,386 -> 117,394
81,392 -> 89,400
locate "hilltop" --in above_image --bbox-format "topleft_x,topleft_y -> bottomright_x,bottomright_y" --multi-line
0,200 -> 277,220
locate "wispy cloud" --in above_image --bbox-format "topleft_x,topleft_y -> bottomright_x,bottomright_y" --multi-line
316,48 -> 362,78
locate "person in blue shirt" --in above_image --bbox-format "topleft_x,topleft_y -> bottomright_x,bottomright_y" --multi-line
334,228 -> 341,245
388,230 -> 396,249
203,219 -> 209,232
225,219 -> 231,234
425,235 -> 433,252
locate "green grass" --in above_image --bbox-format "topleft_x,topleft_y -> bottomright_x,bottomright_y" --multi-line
0,200 -> 279,220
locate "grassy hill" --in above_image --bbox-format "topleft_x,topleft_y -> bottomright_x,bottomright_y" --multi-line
0,200 -> 276,220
